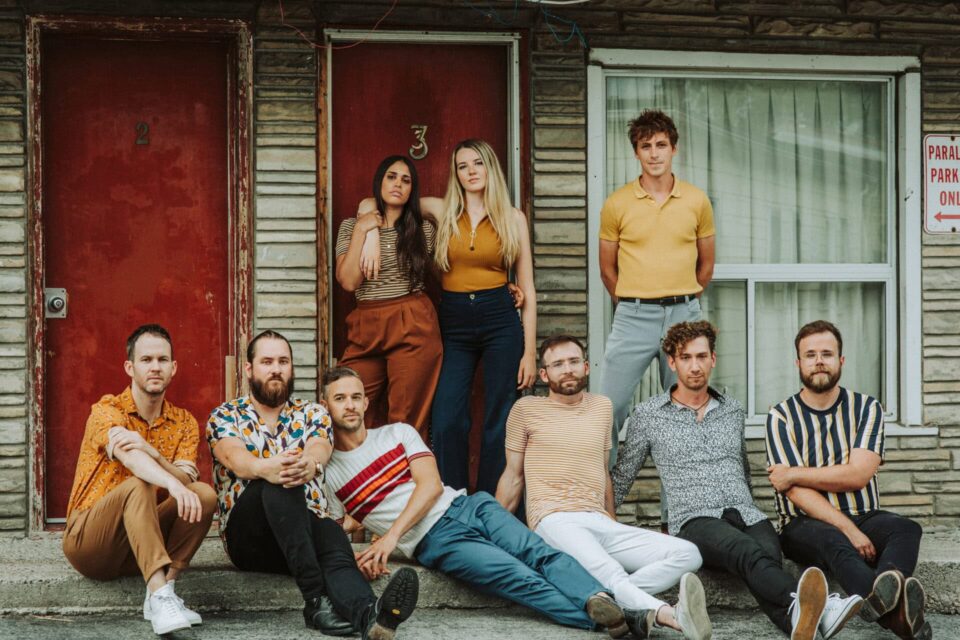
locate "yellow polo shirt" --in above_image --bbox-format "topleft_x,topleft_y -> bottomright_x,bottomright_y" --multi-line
599,176 -> 715,298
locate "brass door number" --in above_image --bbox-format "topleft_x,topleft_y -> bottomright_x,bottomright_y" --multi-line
135,122 -> 150,145
409,124 -> 428,160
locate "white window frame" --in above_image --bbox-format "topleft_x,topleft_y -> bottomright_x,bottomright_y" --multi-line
586,49 -> 929,437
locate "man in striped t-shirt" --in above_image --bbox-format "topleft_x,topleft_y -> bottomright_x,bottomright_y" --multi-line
496,335 -> 709,640
766,320 -> 929,640
320,367 -> 633,639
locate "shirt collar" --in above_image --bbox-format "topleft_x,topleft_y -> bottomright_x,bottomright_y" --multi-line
118,386 -> 174,425
654,385 -> 726,410
633,175 -> 683,200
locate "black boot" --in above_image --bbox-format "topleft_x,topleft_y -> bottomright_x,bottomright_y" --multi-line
304,594 -> 355,636
624,608 -> 656,639
362,567 -> 419,640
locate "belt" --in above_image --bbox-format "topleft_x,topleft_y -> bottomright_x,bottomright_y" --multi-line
618,294 -> 694,306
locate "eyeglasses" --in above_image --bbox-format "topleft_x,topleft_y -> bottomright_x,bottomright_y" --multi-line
544,357 -> 584,371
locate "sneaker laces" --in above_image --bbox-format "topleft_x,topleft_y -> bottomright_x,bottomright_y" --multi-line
152,591 -> 184,619
787,592 -> 800,617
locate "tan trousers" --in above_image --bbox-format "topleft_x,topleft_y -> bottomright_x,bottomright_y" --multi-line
340,291 -> 443,440
63,476 -> 217,582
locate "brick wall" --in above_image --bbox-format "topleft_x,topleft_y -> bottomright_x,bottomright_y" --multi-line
1,0 -> 958,534
0,1 -> 25,534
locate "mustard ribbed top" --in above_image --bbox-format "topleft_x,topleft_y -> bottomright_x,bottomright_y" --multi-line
441,215 -> 508,292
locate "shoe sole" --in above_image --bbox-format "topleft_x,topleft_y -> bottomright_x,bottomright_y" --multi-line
377,567 -> 419,630
586,595 -> 629,639
791,568 -> 827,640
821,597 -> 863,640
678,573 -> 712,640
903,577 -> 927,636
913,620 -> 933,640
151,617 -> 192,636
862,570 -> 903,622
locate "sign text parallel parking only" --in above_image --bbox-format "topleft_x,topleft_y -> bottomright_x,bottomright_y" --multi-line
925,134 -> 960,233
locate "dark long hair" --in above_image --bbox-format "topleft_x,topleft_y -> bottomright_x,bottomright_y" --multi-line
373,156 -> 430,285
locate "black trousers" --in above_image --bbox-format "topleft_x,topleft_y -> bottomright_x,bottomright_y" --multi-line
224,479 -> 376,631
780,510 -> 923,598
679,509 -> 794,635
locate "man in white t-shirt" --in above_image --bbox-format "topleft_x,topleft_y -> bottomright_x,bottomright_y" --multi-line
321,366 -> 631,638
496,334 -> 709,640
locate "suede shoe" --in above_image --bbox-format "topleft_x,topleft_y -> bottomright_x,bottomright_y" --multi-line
586,592 -> 629,639
861,569 -> 903,622
788,567 -> 828,640
363,567 -> 419,640
304,594 -> 355,636
623,608 -> 656,639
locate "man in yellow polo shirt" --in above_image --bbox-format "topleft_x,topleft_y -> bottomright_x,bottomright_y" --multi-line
598,109 -> 715,468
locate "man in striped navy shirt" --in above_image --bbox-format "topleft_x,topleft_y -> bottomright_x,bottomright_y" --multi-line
765,320 -> 929,640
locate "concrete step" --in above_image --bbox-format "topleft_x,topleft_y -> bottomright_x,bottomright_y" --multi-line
2,529 -> 958,616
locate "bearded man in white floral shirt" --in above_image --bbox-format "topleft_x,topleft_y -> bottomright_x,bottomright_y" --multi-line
207,330 -> 418,640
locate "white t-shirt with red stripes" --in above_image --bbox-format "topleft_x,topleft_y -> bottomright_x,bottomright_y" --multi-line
324,422 -> 465,558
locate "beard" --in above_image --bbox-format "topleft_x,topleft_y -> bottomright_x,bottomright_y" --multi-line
250,373 -> 294,408
547,374 -> 588,396
800,367 -> 841,393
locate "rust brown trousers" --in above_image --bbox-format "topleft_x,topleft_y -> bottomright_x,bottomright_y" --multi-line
63,476 -> 217,582
339,291 -> 443,440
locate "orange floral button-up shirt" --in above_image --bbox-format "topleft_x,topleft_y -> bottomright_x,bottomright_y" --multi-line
65,387 -> 200,518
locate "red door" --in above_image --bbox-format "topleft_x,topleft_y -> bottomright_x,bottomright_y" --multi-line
41,36 -> 235,520
330,42 -> 511,487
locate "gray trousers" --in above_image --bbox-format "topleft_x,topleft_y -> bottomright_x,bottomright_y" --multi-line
600,297 -> 702,469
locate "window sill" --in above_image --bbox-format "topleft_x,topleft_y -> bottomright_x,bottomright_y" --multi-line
744,424 -> 938,440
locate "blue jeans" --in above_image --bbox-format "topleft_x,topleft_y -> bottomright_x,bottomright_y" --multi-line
415,493 -> 602,629
431,285 -> 523,494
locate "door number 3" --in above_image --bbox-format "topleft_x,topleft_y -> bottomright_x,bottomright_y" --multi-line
409,124 -> 428,160
135,122 -> 150,145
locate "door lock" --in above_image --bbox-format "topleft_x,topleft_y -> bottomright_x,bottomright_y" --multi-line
44,288 -> 68,319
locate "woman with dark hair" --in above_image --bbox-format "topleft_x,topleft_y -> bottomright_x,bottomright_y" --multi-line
335,155 -> 441,436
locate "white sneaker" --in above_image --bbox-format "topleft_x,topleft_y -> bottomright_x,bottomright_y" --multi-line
146,583 -> 191,635
675,572 -> 712,640
788,567 -> 828,640
144,581 -> 202,626
819,593 -> 863,640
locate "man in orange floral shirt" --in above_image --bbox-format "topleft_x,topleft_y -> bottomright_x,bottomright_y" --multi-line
62,324 -> 217,636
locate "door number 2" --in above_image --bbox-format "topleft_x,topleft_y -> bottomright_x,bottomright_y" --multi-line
409,124 -> 428,160
135,122 -> 150,145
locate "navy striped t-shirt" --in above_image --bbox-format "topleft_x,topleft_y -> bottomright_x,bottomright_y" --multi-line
765,387 -> 884,527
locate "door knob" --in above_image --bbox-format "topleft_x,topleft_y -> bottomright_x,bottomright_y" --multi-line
44,288 -> 68,319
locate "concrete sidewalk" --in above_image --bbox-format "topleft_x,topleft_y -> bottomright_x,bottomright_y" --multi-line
2,609 -> 958,640
1,528 -> 958,616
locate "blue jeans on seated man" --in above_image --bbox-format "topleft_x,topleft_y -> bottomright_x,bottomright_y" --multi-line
414,492 -> 604,629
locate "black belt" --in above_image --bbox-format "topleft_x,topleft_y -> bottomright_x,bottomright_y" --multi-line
618,294 -> 694,306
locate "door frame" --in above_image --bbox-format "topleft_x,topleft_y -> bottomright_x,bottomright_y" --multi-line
318,29 -> 526,366
25,15 -> 254,531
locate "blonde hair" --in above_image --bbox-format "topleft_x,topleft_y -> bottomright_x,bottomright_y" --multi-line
433,139 -> 520,271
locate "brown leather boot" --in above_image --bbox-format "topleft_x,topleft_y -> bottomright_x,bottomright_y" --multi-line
880,575 -> 932,639
861,569 -> 903,622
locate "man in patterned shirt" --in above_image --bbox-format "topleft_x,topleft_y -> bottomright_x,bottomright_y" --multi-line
766,320 -> 929,640
320,367 -> 632,639
613,321 -> 861,640
62,324 -> 217,636
207,330 -> 418,640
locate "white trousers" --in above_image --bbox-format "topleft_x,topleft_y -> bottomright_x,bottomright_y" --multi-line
536,511 -> 702,611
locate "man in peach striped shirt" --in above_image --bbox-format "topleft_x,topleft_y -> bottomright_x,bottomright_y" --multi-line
496,335 -> 710,640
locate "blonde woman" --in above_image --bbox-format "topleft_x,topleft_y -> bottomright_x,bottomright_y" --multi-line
358,140 -> 536,494
429,139 -> 537,494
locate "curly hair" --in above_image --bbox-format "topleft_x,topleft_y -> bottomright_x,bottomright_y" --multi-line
662,320 -> 717,358
628,109 -> 679,150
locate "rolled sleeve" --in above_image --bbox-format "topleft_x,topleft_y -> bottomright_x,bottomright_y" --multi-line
172,413 -> 200,466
